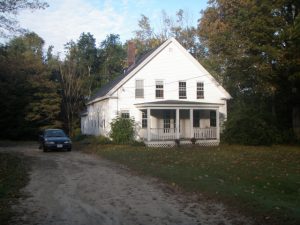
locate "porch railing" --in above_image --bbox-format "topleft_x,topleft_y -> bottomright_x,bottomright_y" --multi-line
193,127 -> 216,139
146,127 -> 217,141
150,128 -> 178,140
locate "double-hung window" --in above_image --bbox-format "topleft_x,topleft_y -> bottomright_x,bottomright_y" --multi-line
179,81 -> 186,99
142,110 -> 147,128
155,80 -> 164,98
121,110 -> 130,119
163,111 -> 171,133
210,110 -> 216,127
135,80 -> 144,98
197,82 -> 204,99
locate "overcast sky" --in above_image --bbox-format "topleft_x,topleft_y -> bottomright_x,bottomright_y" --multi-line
13,0 -> 207,55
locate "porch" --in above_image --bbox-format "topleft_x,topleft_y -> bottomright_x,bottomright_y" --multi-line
148,127 -> 217,141
135,101 -> 222,147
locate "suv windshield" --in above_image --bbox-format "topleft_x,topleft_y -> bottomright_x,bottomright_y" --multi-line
45,130 -> 66,137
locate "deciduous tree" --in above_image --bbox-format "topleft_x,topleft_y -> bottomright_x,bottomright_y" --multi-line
198,0 -> 300,142
0,32 -> 61,139
0,0 -> 48,37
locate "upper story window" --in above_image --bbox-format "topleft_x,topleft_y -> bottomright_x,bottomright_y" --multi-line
135,80 -> 144,98
179,81 -> 186,99
197,82 -> 204,99
121,110 -> 130,119
155,80 -> 164,98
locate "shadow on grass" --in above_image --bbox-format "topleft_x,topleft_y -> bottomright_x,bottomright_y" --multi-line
78,143 -> 300,225
0,152 -> 30,224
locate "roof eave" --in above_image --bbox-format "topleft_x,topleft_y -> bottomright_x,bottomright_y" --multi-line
106,39 -> 173,96
135,102 -> 224,108
87,96 -> 116,105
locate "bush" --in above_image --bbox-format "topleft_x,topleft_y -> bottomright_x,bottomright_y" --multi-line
94,135 -> 112,145
222,107 -> 280,146
76,135 -> 112,145
110,116 -> 135,144
72,133 -> 88,142
131,140 -> 146,146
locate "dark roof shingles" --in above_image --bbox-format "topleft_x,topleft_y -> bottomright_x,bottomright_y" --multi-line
88,44 -> 163,103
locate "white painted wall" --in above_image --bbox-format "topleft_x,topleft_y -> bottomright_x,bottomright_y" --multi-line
82,39 -> 229,139
82,99 -> 109,136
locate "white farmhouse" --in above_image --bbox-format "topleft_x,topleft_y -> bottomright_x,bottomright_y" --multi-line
81,38 -> 231,147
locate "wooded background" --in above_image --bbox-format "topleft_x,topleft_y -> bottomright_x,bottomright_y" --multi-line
0,0 -> 299,145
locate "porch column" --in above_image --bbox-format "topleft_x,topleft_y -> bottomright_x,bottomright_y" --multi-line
190,109 -> 194,138
147,108 -> 151,141
216,108 -> 220,140
176,108 -> 180,139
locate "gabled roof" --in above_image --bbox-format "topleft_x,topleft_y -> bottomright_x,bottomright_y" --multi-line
87,38 -> 231,105
87,45 -> 162,104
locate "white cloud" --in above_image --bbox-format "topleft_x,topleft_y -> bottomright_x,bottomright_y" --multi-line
17,0 -> 136,56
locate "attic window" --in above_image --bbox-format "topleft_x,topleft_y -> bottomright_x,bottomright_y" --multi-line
197,82 -> 204,99
135,80 -> 144,98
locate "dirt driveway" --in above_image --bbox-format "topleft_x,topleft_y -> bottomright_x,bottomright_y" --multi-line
1,144 -> 251,225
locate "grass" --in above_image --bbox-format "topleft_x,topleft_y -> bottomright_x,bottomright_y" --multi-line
0,152 -> 30,224
81,143 -> 300,225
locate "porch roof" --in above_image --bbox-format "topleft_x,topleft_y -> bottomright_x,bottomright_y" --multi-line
134,100 -> 223,109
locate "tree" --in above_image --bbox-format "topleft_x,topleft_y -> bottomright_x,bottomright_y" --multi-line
58,33 -> 125,136
0,0 -> 48,37
198,0 -> 300,142
98,34 -> 126,83
0,32 -> 61,139
22,33 -> 61,130
76,32 -> 98,97
133,14 -> 162,58
134,14 -> 154,44
59,41 -> 85,136
133,11 -> 205,60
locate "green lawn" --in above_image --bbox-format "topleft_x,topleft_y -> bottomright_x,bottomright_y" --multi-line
82,144 -> 300,225
0,153 -> 29,224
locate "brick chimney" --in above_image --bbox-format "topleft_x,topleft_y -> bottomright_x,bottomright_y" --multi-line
127,41 -> 136,67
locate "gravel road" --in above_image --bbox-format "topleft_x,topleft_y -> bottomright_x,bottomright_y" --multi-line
0,144 -> 251,225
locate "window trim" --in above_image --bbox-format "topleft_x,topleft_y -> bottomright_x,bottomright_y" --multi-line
163,111 -> 171,133
197,82 -> 204,99
135,79 -> 144,98
155,80 -> 164,99
210,110 -> 216,127
179,81 -> 187,99
142,110 -> 147,128
121,110 -> 130,119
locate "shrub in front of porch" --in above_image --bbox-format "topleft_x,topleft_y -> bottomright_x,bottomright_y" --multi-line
110,116 -> 136,144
